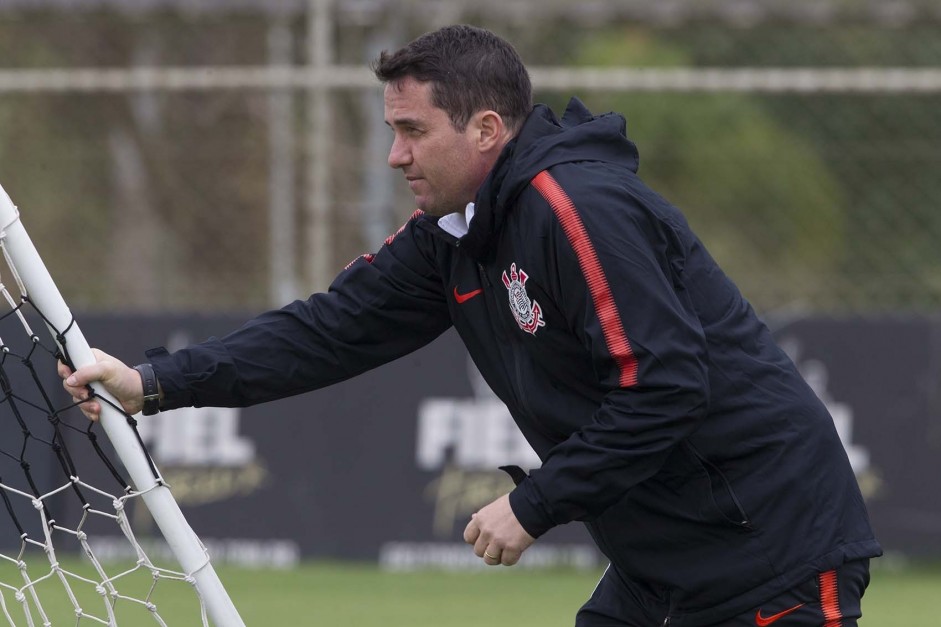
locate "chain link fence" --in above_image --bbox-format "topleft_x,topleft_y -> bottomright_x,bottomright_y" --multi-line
1,2 -> 939,315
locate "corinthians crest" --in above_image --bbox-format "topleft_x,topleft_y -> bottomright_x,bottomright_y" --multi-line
501,263 -> 545,335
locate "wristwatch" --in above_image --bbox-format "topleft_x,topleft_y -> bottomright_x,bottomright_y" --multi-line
133,363 -> 161,416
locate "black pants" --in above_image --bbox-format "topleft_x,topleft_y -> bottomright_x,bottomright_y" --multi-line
575,559 -> 871,627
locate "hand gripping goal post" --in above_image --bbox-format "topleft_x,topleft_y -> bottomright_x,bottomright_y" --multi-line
0,183 -> 244,626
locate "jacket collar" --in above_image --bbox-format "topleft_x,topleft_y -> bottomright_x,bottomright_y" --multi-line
435,97 -> 639,261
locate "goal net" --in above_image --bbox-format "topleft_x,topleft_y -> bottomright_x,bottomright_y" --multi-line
0,183 -> 243,626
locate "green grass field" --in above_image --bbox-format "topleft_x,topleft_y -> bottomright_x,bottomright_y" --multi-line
1,558 -> 937,625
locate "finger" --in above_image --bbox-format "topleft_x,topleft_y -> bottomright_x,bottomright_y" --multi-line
473,534 -> 491,558
71,393 -> 96,410
69,386 -> 95,406
482,547 -> 502,566
63,376 -> 88,397
57,360 -> 73,379
463,516 -> 480,545
500,548 -> 522,566
65,370 -> 92,389
77,399 -> 101,421
65,361 -> 112,389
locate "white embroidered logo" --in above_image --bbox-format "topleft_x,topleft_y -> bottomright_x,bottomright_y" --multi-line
501,263 -> 545,335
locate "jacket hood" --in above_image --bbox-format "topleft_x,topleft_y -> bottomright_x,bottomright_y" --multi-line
459,97 -> 640,260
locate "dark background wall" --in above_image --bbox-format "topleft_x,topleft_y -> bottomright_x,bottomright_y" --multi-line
3,313 -> 935,568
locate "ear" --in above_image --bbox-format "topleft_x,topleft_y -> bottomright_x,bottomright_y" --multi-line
474,110 -> 506,153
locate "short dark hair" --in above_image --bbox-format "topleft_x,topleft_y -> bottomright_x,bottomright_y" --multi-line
373,25 -> 533,134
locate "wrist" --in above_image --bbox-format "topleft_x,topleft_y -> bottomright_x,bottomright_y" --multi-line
508,482 -> 554,539
133,363 -> 162,416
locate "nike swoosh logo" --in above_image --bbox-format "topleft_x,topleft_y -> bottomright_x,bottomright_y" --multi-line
453,286 -> 483,304
755,603 -> 805,626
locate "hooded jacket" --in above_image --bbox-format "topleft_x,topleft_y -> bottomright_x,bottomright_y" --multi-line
148,98 -> 880,625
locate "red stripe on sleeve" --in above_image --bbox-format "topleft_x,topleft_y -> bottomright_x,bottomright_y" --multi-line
819,570 -> 843,626
346,209 -> 424,268
531,170 -> 639,388
385,209 -> 425,245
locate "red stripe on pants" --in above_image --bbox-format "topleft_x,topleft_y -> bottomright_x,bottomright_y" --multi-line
819,570 -> 843,626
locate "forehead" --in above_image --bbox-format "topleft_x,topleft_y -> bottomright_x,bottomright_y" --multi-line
383,77 -> 443,122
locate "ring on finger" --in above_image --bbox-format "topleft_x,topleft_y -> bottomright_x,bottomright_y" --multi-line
484,551 -> 499,560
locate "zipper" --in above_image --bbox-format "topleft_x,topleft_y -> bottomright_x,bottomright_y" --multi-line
477,262 -> 491,288
476,263 -> 521,409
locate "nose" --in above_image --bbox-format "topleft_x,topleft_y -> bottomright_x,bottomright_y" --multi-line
387,135 -> 411,169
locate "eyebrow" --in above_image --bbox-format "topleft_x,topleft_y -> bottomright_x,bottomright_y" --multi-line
386,116 -> 423,129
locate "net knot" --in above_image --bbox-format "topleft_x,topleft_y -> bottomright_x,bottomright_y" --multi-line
74,607 -> 84,616
14,591 -> 25,602
95,584 -> 107,596
31,498 -> 43,510
112,499 -> 124,511
146,602 -> 158,612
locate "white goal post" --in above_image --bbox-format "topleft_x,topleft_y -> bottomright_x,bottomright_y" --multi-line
0,182 -> 244,627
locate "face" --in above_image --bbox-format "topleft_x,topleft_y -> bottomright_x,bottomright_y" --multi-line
384,77 -> 496,217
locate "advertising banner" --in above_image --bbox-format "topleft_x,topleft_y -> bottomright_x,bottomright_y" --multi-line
5,314 -> 938,568
771,315 -> 941,557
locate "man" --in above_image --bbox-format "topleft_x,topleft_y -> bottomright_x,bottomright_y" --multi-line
62,25 -> 880,627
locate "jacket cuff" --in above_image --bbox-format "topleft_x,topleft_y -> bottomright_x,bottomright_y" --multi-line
145,346 -> 195,411
508,479 -> 558,539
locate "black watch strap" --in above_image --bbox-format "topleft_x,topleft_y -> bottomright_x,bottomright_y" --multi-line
133,363 -> 161,416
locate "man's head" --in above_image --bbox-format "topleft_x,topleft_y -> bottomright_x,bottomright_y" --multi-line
374,25 -> 533,216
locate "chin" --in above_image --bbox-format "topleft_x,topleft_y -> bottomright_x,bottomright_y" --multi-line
416,201 -> 445,217
414,194 -> 460,217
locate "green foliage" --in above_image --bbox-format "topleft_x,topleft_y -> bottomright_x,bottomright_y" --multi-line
1,12 -> 938,312
668,24 -> 941,310
0,12 -> 274,311
555,31 -> 848,311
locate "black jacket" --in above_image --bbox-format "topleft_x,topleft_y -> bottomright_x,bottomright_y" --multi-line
149,98 -> 880,625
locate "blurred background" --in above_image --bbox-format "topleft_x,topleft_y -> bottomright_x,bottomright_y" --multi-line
1,0 -> 940,624
1,0 -> 940,314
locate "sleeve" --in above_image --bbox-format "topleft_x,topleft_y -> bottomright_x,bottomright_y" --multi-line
148,213 -> 452,409
509,169 -> 710,538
